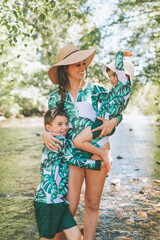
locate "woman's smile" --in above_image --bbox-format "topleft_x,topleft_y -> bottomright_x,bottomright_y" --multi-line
67,61 -> 86,80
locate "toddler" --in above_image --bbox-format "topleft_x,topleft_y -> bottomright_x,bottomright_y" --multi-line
73,50 -> 134,166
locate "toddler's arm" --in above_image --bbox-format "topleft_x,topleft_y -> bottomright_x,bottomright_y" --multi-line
115,50 -> 132,86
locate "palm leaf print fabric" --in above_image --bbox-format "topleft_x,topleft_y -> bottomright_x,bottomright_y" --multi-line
35,136 -> 101,204
97,51 -> 132,120
48,82 -> 122,153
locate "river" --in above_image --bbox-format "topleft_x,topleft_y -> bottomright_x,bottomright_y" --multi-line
0,115 -> 160,240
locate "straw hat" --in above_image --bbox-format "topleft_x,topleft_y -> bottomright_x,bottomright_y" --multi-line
103,59 -> 135,82
48,44 -> 96,84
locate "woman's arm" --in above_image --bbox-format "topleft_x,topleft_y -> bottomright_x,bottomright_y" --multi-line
92,117 -> 119,138
43,90 -> 63,151
42,131 -> 63,151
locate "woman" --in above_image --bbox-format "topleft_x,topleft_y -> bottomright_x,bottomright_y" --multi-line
42,44 -> 121,240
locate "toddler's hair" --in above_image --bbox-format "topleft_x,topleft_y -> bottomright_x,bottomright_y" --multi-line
44,102 -> 68,126
106,67 -> 110,73
106,67 -> 131,82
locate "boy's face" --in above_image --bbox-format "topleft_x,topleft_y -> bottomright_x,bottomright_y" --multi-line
46,115 -> 69,137
108,70 -> 118,87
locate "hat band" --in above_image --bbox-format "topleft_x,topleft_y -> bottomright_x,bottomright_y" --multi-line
63,50 -> 79,60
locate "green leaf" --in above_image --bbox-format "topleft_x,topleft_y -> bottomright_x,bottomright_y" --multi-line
68,12 -> 71,19
12,25 -> 18,33
34,7 -> 38,13
51,1 -> 56,8
12,10 -> 18,18
32,34 -> 37,40
13,37 -> 17,43
39,14 -> 45,22
47,51 -> 52,57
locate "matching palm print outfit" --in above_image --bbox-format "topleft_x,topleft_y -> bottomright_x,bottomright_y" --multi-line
34,51 -> 132,237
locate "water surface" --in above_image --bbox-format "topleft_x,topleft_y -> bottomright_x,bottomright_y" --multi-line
0,115 -> 159,239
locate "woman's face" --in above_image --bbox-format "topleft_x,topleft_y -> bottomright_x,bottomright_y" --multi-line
67,61 -> 86,81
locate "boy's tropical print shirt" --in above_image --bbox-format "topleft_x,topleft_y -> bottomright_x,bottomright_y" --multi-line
98,51 -> 132,120
34,136 -> 101,204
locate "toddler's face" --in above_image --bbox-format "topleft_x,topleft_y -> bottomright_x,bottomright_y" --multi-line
48,115 -> 69,137
108,70 -> 118,87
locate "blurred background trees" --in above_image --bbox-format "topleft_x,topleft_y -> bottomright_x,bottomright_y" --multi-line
0,0 -> 159,118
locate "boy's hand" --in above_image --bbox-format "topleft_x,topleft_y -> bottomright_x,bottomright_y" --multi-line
123,51 -> 133,57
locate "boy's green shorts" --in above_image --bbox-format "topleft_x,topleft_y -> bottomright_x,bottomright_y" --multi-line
34,201 -> 77,238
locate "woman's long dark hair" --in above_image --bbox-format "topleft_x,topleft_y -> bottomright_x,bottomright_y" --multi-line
58,66 -> 69,102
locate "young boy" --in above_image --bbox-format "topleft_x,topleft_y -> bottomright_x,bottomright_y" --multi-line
73,50 -> 134,166
34,105 -> 102,240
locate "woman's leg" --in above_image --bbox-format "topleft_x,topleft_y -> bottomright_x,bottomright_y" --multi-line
54,165 -> 85,240
83,143 -> 110,240
66,165 -> 85,216
84,168 -> 108,240
64,225 -> 83,240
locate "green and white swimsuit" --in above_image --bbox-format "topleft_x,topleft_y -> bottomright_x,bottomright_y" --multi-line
48,81 -> 122,151
91,51 -> 132,138
34,136 -> 101,204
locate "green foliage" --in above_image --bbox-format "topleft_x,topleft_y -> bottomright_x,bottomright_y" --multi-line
0,0 -> 159,117
110,0 -> 160,84
0,0 -> 102,117
130,82 -> 160,117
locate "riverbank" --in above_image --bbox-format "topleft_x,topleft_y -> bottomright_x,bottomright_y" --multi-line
0,114 -> 160,239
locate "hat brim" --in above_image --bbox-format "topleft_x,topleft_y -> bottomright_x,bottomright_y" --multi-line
48,48 -> 96,84
102,60 -> 116,79
103,60 -> 134,82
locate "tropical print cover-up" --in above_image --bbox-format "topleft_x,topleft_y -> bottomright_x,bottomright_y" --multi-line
34,136 -> 101,204
48,81 -> 122,155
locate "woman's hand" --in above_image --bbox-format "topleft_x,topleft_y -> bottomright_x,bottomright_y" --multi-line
92,117 -> 118,138
42,131 -> 63,151
123,51 -> 133,57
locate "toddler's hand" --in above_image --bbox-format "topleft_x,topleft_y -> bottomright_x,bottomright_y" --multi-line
123,51 -> 133,57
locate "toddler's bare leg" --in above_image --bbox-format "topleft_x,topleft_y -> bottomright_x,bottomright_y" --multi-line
73,126 -> 93,147
73,127 -> 102,157
73,127 -> 111,171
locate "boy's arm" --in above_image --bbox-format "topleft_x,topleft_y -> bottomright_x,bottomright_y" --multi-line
58,137 -> 101,171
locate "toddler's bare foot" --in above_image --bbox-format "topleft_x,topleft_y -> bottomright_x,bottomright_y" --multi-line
100,149 -> 112,172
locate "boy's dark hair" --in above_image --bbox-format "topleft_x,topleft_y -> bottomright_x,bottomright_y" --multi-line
44,102 -> 68,126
